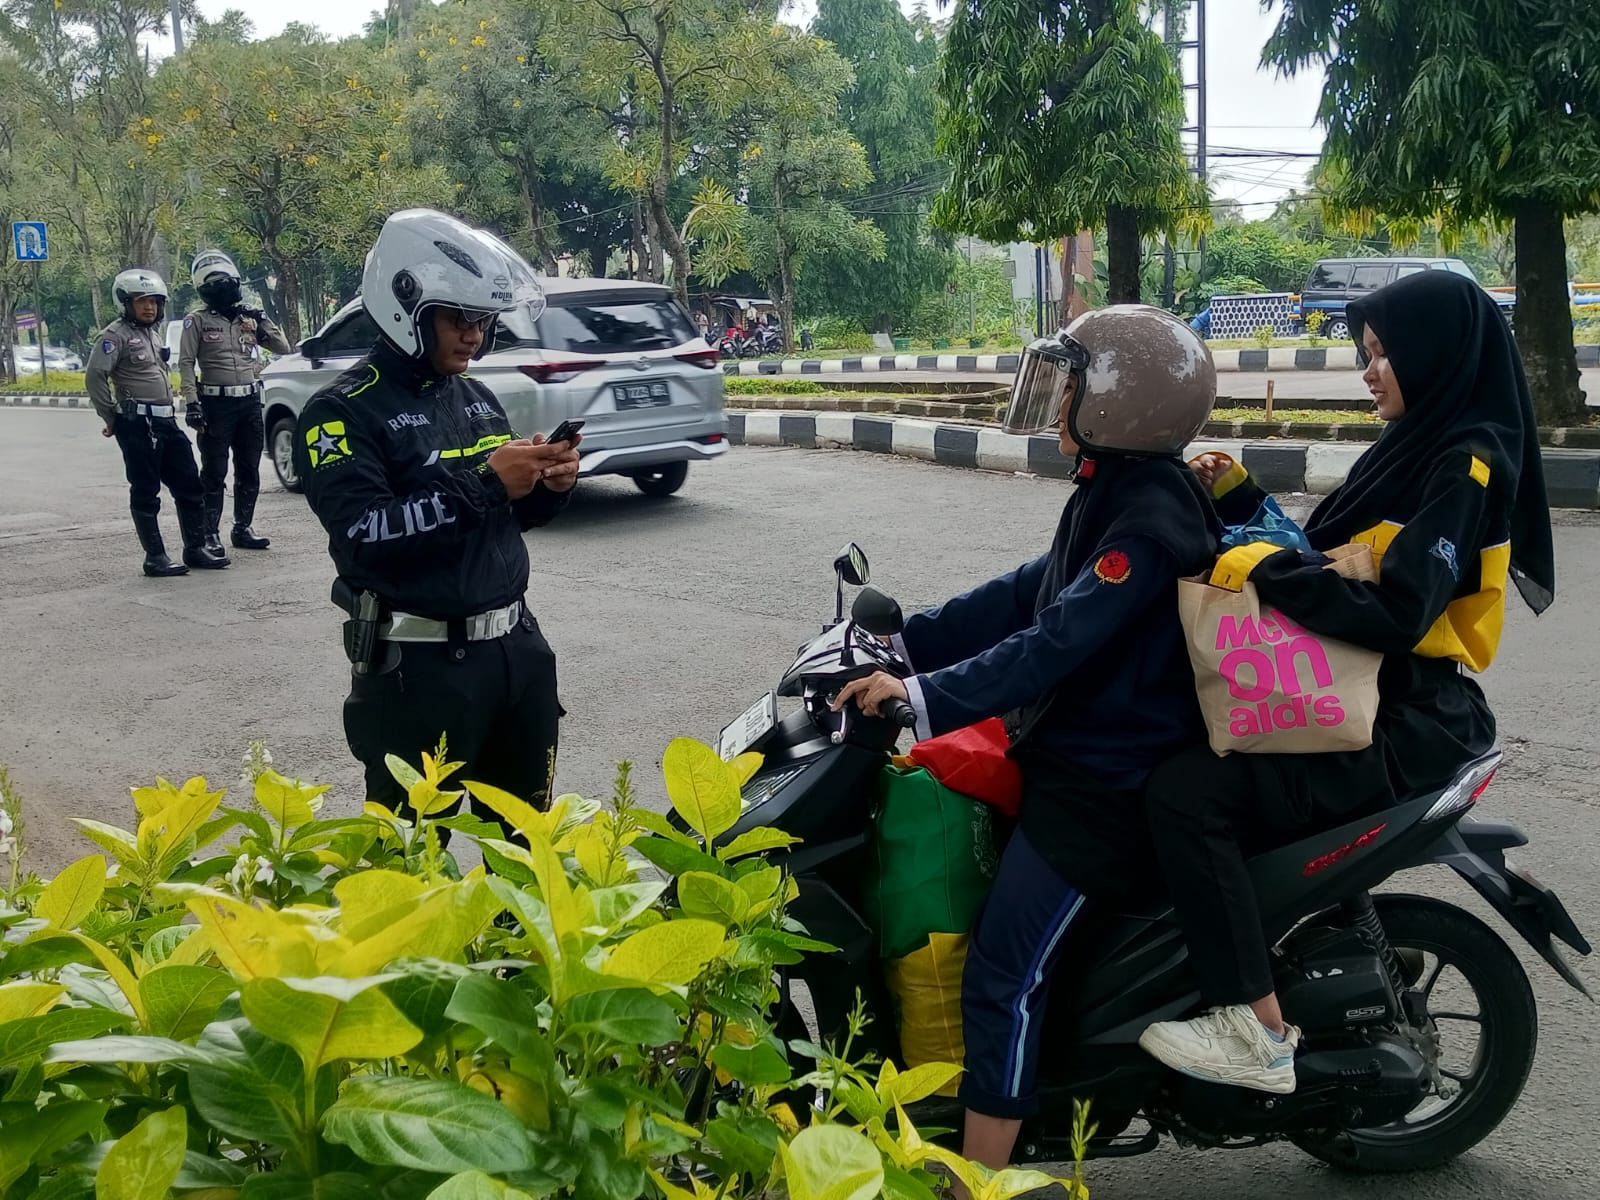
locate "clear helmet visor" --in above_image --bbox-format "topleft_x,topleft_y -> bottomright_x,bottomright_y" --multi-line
1002,334 -> 1089,435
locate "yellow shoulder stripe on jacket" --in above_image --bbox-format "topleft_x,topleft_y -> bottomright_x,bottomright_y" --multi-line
1469,456 -> 1491,488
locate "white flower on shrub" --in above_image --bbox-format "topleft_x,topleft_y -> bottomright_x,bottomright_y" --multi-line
227,853 -> 274,893
0,809 -> 14,858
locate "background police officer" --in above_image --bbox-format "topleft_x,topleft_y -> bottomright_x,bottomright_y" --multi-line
294,209 -> 581,816
179,249 -> 291,557
87,269 -> 224,578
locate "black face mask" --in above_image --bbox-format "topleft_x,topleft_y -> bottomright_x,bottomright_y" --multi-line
198,278 -> 243,311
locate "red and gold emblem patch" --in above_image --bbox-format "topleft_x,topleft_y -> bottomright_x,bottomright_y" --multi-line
1093,550 -> 1132,584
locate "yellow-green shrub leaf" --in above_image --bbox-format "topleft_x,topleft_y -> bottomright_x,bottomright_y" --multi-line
35,854 -> 107,931
138,965 -> 237,1042
71,820 -> 143,874
677,872 -> 753,926
730,751 -> 764,788
255,770 -> 325,828
27,931 -> 146,1027
663,738 -> 741,843
878,1062 -> 963,1108
0,1100 -> 108,1194
0,1007 -> 127,1068
601,918 -> 726,986
186,894 -> 320,980
428,1171 -> 536,1200
717,828 -> 801,861
462,779 -> 546,844
241,976 -> 421,1071
321,1077 -> 536,1175
333,870 -> 430,943
709,1038 -> 791,1085
0,981 -> 64,1023
563,987 -> 680,1046
978,1168 -> 1065,1200
96,1106 -> 187,1200
781,1125 -> 884,1200
151,777 -> 228,864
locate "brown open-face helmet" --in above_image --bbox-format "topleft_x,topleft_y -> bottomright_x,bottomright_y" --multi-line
1003,305 -> 1217,456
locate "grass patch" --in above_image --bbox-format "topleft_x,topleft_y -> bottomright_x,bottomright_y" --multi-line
724,377 -> 828,396
1212,406 -> 1379,423
2,370 -> 89,393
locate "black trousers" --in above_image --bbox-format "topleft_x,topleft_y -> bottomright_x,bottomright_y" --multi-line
113,415 -> 204,518
1144,742 -> 1394,1006
197,395 -> 265,525
342,616 -> 563,821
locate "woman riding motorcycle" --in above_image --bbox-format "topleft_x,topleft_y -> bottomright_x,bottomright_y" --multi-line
835,306 -> 1221,1174
1139,269 -> 1556,1094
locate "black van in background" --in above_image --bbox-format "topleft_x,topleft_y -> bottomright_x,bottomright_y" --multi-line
1298,257 -> 1515,341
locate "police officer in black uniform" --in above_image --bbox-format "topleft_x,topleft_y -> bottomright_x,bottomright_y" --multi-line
295,209 -> 580,815
179,249 -> 292,557
86,269 -> 222,577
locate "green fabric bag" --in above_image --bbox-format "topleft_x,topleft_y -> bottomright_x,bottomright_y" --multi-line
864,764 -> 999,960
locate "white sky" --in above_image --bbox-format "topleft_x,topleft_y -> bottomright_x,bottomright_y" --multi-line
165,0 -> 1326,209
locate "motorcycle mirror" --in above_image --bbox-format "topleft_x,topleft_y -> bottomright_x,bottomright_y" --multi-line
833,543 -> 870,587
851,586 -> 904,638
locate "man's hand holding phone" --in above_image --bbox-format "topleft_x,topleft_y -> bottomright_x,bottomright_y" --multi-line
486,421 -> 583,499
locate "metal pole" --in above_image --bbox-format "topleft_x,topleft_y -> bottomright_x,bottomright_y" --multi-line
1195,0 -> 1207,186
169,0 -> 184,54
34,264 -> 47,388
1034,247 -> 1045,337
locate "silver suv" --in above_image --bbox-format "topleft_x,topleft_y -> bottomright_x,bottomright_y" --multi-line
262,277 -> 728,497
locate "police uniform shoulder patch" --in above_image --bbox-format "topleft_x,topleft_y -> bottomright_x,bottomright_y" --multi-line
1093,549 -> 1133,584
101,338 -> 116,354
183,317 -> 193,328
306,421 -> 354,469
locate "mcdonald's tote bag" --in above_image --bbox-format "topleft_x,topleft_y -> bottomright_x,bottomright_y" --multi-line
1178,544 -> 1384,754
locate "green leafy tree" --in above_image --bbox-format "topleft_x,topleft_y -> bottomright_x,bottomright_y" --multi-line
146,31 -> 447,342
736,37 -> 886,349
804,0 -> 953,333
1265,0 -> 1600,423
932,0 -> 1207,304
539,0 -> 782,304
409,0 -> 616,272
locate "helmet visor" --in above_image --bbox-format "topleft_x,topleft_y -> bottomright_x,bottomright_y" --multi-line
1002,334 -> 1089,435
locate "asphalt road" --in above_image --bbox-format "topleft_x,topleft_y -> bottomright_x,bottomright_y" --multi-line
3,407 -> 1599,1197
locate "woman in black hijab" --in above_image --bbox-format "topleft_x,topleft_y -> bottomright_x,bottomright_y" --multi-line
1137,269 -> 1555,1095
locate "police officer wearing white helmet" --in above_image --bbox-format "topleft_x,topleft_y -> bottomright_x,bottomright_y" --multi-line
179,249 -> 291,558
86,268 -> 221,577
295,209 -> 580,818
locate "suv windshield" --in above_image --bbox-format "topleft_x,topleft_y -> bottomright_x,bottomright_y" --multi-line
515,292 -> 698,355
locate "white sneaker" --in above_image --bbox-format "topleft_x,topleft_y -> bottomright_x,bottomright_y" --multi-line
1138,1004 -> 1301,1094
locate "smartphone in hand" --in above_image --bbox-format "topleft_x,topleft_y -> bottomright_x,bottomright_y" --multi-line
547,419 -> 586,445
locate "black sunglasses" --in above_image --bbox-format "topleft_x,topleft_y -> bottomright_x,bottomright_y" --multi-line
445,308 -> 497,333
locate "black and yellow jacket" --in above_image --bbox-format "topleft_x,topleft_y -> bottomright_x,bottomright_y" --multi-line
1208,450 -> 1499,795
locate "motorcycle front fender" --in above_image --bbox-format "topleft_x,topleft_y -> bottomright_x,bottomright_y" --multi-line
1422,817 -> 1592,998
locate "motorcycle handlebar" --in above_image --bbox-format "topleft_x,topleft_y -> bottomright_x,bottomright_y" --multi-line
882,698 -> 918,730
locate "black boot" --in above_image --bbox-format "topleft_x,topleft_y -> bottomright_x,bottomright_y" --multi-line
180,504 -> 229,570
201,495 -> 230,562
132,512 -> 188,578
231,488 -> 270,549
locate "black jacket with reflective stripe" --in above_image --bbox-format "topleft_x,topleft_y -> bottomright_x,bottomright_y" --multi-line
295,340 -> 567,620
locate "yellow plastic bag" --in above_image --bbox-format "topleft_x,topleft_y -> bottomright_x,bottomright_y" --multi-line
883,931 -> 968,1097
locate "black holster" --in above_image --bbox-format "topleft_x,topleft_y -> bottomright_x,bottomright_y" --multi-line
333,578 -> 384,674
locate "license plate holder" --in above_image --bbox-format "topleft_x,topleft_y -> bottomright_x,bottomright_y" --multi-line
613,379 -> 672,409
719,693 -> 777,761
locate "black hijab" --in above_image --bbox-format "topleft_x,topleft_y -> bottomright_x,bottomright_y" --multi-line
1308,270 -> 1554,614
1037,453 -> 1222,610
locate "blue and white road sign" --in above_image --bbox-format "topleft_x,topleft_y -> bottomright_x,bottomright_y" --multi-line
13,222 -> 47,262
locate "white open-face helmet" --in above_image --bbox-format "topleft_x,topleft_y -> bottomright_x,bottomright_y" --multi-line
112,268 -> 169,325
361,209 -> 546,359
191,249 -> 241,285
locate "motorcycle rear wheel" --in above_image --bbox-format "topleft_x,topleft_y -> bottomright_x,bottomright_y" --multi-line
1290,893 -> 1537,1173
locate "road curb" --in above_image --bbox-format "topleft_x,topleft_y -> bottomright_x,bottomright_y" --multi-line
2,393 -> 94,408
721,346 -> 1368,376
728,409 -> 1600,509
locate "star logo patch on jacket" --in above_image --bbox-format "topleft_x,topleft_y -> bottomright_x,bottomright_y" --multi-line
306,421 -> 353,468
1093,549 -> 1132,584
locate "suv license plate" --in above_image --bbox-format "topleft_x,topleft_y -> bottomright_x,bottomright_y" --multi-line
614,379 -> 671,409
719,693 -> 777,761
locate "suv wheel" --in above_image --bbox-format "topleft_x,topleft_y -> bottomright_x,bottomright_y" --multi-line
270,414 -> 303,493
630,461 -> 689,498
1325,316 -> 1351,342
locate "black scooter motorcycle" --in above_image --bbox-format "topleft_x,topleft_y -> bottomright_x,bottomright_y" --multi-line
712,545 -> 1591,1174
